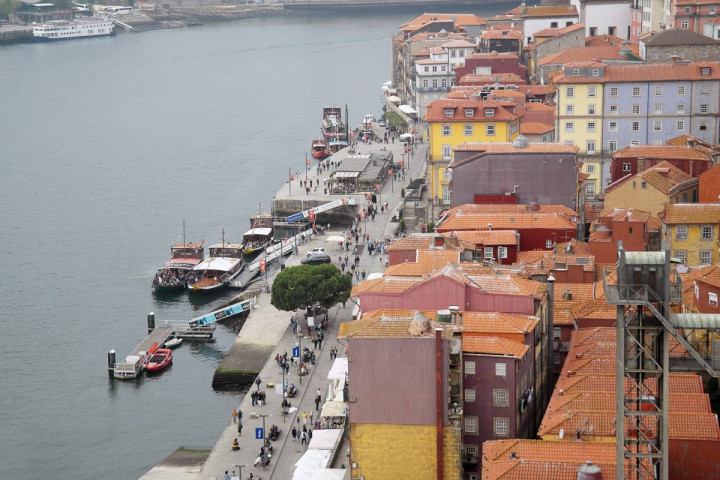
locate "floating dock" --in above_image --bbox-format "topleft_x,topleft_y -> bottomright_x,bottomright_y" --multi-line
109,300 -> 254,380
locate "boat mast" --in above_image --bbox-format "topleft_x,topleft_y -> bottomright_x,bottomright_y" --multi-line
182,220 -> 186,247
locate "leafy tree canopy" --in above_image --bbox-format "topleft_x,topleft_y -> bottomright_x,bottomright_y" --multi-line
271,264 -> 352,312
0,0 -> 21,18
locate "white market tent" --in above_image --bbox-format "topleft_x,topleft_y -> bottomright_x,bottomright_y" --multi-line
292,449 -> 333,480
327,358 -> 348,381
399,104 -> 417,115
308,428 -> 342,450
320,400 -> 347,419
386,95 -> 401,103
311,469 -> 347,480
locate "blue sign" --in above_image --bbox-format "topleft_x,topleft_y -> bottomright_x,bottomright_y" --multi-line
292,347 -> 300,358
285,212 -> 305,223
255,427 -> 264,440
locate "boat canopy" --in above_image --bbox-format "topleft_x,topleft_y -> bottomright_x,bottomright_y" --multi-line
243,227 -> 272,237
192,257 -> 241,272
333,171 -> 360,179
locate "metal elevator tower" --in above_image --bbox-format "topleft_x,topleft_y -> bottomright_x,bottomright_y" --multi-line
604,248 -> 720,480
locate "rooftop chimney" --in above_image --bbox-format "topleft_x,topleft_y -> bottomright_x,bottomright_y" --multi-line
577,460 -> 603,480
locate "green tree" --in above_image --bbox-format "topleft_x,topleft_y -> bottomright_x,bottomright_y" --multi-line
0,0 -> 21,19
271,264 -> 352,312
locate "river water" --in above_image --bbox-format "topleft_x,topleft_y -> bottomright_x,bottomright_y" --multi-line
0,6 -> 513,480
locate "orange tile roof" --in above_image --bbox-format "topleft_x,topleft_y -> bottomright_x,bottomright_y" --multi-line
520,121 -> 554,135
479,29 -> 523,40
555,283 -> 596,302
462,335 -> 529,357
387,233 -> 457,251
584,201 -> 605,224
557,239 -> 591,255
554,61 -> 720,84
548,391 -> 711,416
598,207 -> 652,223
571,300 -> 616,321
441,230 -> 518,246
612,145 -> 713,162
539,410 -> 720,439
605,161 -> 695,195
338,312 -> 462,339
487,90 -> 527,100
462,312 -> 539,335
514,251 -> 595,272
439,212 -> 577,231
425,98 -> 519,122
659,202 -> 720,224
398,13 -> 487,32
539,46 -> 631,65
553,303 -> 575,326
468,273 -> 547,299
533,27 -> 559,38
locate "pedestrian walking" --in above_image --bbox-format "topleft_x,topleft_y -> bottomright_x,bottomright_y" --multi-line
308,429 -> 313,441
310,410 -> 314,423
237,409 -> 243,423
231,410 -> 238,424
225,471 -> 230,480
301,430 -> 307,445
302,411 -> 308,425
237,422 -> 243,435
315,395 -> 321,411
291,426 -> 297,442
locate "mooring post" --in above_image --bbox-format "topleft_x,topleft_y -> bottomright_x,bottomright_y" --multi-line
108,349 -> 116,376
147,312 -> 155,334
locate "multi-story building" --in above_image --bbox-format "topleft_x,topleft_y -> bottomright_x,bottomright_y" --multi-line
639,28 -> 720,63
659,202 -> 720,266
604,161 -> 699,216
699,163 -> 720,202
552,60 -> 720,195
425,97 -> 520,212
610,144 -> 714,183
436,204 -> 579,251
477,28 -> 523,55
572,0 -> 633,39
338,313 -> 463,480
588,207 -> 655,262
514,4 -> 580,46
669,0 -> 720,34
526,23 -> 585,83
552,61 -> 606,197
631,0 -> 665,41
448,141 -> 580,211
453,52 -> 527,84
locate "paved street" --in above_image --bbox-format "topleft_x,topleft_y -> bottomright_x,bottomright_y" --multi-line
195,129 -> 428,480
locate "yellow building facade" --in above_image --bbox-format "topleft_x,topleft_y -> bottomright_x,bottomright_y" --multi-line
660,204 -> 720,267
425,98 -> 519,207
351,423 -> 461,480
553,62 -> 605,198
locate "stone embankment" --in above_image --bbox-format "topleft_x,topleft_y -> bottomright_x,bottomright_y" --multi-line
119,5 -> 288,31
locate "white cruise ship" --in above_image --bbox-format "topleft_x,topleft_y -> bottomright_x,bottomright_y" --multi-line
32,18 -> 115,41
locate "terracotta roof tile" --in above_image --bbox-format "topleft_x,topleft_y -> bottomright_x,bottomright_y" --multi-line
479,29 -> 523,40
441,230 -> 518,246
539,46 -> 631,65
585,34 -> 625,46
425,98 -> 519,122
462,335 -> 529,357
557,239 -> 591,255
605,161 -> 695,195
468,274 -> 547,299
598,207 -> 652,223
338,313 -> 462,339
459,73 -> 525,84
462,312 -> 539,335
659,202 -> 720,224
612,145 -> 713,162
516,5 -> 578,17
554,61 -> 720,84
398,13 -> 487,31
387,233 -> 458,251
437,204 -> 578,232
642,28 -> 720,46
351,276 -> 422,296
520,121 -> 554,135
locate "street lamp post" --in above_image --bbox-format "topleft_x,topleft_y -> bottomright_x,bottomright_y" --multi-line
288,167 -> 292,196
388,169 -> 394,193
258,413 -> 270,469
305,153 -> 309,180
232,464 -> 247,480
279,369 -> 287,422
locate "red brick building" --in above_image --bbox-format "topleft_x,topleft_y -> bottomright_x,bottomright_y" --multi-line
436,204 -> 579,252
610,145 -> 714,184
588,208 -> 653,263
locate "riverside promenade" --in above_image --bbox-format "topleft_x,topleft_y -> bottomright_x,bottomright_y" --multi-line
141,126 -> 427,480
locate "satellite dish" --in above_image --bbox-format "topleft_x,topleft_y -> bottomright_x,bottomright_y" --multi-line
559,428 -> 565,439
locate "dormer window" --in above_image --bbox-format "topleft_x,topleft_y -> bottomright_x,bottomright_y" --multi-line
445,108 -> 454,118
700,67 -> 711,75
485,108 -> 495,117
591,69 -> 599,77
572,68 -> 580,76
464,108 -> 474,117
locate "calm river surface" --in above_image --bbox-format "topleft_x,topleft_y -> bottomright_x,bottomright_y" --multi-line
0,6 -> 513,479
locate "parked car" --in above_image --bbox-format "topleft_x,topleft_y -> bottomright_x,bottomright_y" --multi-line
378,119 -> 385,127
301,253 -> 331,265
306,247 -> 325,258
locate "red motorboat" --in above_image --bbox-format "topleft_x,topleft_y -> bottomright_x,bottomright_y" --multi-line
311,138 -> 329,159
145,348 -> 173,373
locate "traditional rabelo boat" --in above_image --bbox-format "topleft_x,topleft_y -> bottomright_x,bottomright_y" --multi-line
152,223 -> 204,293
186,230 -> 244,293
